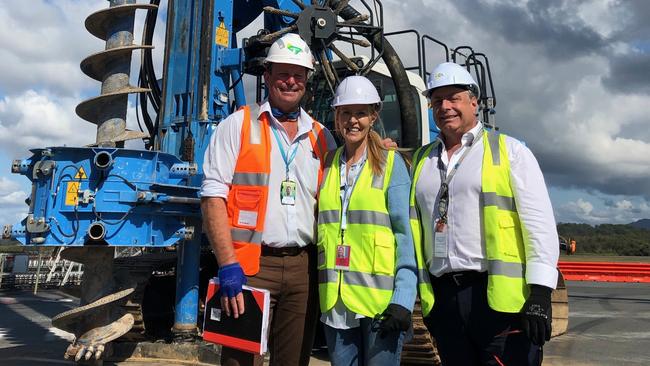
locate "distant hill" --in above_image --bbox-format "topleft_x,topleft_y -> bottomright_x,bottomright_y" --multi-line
558,222 -> 650,256
629,219 -> 650,230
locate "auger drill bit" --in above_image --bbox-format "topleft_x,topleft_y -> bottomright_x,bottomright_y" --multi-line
53,1 -> 157,364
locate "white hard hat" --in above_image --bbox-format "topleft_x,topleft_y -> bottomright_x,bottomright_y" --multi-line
265,33 -> 314,70
331,75 -> 382,109
422,62 -> 479,98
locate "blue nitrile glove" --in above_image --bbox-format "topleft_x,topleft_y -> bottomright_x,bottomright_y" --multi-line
217,262 -> 247,298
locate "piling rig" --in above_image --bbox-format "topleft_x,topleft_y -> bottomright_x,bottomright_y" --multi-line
2,1 -> 568,365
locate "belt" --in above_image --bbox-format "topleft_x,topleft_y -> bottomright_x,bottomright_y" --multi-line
432,270 -> 487,288
261,245 -> 307,257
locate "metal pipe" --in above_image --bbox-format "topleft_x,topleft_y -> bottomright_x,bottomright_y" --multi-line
173,232 -> 201,337
164,196 -> 201,205
93,151 -> 114,171
87,222 -> 107,241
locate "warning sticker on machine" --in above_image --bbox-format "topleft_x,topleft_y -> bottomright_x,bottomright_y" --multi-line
65,182 -> 79,206
74,167 -> 87,179
216,21 -> 229,47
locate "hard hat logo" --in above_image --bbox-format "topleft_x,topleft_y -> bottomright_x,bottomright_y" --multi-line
433,72 -> 444,80
287,44 -> 303,55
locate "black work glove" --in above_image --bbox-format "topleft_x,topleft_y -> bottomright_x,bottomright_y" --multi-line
521,285 -> 553,346
378,304 -> 411,338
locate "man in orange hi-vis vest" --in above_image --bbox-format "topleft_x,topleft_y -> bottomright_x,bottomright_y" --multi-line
201,33 -> 336,366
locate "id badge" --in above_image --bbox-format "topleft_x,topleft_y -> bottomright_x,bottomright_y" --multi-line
335,244 -> 351,271
433,220 -> 448,257
280,180 -> 296,205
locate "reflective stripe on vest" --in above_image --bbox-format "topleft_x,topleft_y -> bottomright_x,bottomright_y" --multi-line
481,130 -> 528,313
411,130 -> 528,317
227,104 -> 326,275
317,147 -> 396,317
409,142 -> 438,316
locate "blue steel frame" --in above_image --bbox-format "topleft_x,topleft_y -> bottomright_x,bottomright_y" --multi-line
157,0 -> 305,333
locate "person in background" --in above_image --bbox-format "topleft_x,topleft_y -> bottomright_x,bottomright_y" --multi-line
201,33 -> 336,366
410,62 -> 559,365
317,75 -> 417,365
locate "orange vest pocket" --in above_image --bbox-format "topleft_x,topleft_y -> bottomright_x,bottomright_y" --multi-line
231,188 -> 263,229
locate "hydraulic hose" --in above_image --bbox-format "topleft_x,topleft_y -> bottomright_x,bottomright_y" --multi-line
335,1 -> 420,148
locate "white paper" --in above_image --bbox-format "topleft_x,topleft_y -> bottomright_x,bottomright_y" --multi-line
210,307 -> 221,321
242,284 -> 271,355
237,210 -> 258,227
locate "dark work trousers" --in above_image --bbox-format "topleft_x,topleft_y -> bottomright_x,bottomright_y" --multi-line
422,271 -> 542,366
220,246 -> 319,366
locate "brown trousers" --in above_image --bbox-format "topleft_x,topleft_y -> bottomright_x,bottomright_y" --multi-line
220,248 -> 318,366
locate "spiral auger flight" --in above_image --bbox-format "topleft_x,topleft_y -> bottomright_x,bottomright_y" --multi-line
52,1 -> 158,363
76,0 -> 156,147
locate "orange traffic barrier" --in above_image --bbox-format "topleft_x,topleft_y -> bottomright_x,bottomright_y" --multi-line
558,261 -> 650,283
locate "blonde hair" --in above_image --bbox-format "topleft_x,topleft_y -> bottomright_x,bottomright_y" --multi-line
365,105 -> 386,177
335,104 -> 387,176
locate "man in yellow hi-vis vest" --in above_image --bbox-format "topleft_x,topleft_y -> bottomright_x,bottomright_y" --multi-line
411,62 -> 559,365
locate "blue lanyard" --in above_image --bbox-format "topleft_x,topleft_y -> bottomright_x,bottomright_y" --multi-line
339,149 -> 366,232
271,125 -> 299,178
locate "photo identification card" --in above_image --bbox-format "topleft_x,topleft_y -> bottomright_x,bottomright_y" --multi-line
280,180 -> 296,206
335,244 -> 351,270
433,220 -> 448,257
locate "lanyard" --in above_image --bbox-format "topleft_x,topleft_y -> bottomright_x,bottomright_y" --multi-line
271,125 -> 299,179
436,131 -> 483,223
339,150 -> 367,234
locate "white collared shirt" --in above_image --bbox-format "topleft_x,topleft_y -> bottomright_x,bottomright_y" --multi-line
201,101 -> 336,248
415,122 -> 559,288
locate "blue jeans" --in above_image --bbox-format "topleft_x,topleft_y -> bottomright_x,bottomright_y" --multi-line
323,319 -> 407,366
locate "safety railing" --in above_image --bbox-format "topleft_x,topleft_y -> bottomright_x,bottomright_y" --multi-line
558,261 -> 650,283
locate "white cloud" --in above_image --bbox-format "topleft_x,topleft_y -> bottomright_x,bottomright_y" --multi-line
0,1 -> 105,97
615,200 -> 633,210
0,90 -> 97,158
0,177 -> 28,226
0,176 -> 20,195
559,198 -> 596,223
538,75 -> 650,184
576,0 -> 623,38
557,196 -> 650,224
0,191 -> 27,207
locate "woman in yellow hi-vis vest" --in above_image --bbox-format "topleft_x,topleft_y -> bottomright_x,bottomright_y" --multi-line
317,76 -> 417,365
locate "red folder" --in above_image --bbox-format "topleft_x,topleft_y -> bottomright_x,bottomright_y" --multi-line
202,278 -> 270,355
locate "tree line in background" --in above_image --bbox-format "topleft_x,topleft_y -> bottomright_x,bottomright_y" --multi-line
557,222 -> 650,256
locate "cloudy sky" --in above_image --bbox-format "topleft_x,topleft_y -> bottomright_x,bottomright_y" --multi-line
0,0 -> 649,228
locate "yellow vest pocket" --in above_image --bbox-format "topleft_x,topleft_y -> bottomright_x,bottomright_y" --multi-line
373,231 -> 396,275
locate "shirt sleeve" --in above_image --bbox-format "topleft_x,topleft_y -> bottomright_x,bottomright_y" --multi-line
200,110 -> 244,199
321,124 -> 338,151
508,137 -> 560,289
387,153 -> 418,311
